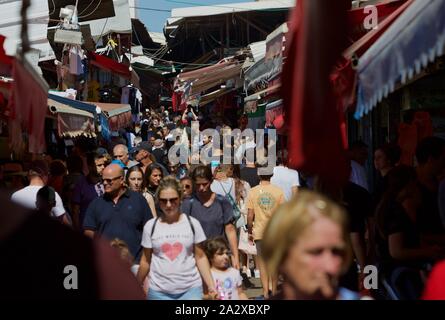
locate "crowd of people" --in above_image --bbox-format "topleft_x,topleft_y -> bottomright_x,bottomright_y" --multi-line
2,105 -> 445,300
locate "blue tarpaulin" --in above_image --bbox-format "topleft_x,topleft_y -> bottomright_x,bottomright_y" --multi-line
354,0 -> 445,119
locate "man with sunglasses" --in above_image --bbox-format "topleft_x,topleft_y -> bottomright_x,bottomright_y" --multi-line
83,164 -> 153,260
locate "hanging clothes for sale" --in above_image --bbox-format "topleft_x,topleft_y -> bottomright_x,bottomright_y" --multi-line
121,85 -> 131,104
69,46 -> 83,75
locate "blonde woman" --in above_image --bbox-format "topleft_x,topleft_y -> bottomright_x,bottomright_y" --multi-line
137,176 -> 216,300
262,190 -> 362,300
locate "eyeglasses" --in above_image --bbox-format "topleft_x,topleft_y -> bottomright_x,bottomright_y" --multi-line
102,176 -> 123,184
183,184 -> 192,189
159,197 -> 179,205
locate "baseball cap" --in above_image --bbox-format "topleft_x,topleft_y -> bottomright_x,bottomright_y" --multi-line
131,141 -> 152,154
111,159 -> 126,169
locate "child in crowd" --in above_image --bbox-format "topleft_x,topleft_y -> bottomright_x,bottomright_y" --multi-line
110,239 -> 149,292
204,237 -> 248,300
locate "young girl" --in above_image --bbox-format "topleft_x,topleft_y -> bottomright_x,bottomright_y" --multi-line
205,237 -> 249,300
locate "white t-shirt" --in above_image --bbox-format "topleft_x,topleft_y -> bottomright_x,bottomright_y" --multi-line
212,267 -> 242,300
11,186 -> 65,217
271,166 -> 300,201
141,214 -> 206,294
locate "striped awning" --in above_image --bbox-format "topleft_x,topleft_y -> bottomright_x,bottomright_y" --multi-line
354,0 -> 445,119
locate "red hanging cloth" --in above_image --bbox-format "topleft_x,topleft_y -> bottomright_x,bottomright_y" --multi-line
282,0 -> 351,187
7,59 -> 48,154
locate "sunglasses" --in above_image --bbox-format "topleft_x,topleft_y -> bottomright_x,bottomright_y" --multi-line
159,197 -> 179,205
183,184 -> 192,189
102,176 -> 122,184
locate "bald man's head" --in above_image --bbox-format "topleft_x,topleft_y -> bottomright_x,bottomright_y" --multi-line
113,144 -> 129,165
102,164 -> 125,195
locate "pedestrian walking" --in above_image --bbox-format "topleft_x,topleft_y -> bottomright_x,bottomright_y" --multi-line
137,176 -> 216,300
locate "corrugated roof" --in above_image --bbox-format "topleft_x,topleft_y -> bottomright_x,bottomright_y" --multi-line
249,41 -> 266,62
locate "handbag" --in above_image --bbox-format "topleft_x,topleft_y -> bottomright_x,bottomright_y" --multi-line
238,226 -> 257,255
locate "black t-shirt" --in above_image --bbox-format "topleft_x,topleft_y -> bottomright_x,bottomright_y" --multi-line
240,167 -> 260,188
375,201 -> 421,269
417,183 -> 444,235
373,174 -> 389,210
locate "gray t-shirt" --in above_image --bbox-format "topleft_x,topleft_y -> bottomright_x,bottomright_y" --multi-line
212,267 -> 242,300
141,214 -> 206,294
181,195 -> 234,238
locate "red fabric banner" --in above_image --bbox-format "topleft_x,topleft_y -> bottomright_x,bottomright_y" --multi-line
89,52 -> 131,79
282,0 -> 350,187
7,59 -> 48,154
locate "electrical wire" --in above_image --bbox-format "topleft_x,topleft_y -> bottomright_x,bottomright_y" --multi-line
49,0 -> 56,16
78,0 -> 96,17
78,0 -> 102,19
129,6 -> 170,13
95,18 -> 109,49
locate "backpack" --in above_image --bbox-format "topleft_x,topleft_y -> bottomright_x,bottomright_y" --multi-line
217,180 -> 241,221
150,214 -> 195,240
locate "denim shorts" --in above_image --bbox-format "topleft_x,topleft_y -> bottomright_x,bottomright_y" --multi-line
148,286 -> 203,300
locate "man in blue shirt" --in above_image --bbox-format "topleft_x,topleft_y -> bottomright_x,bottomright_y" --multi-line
83,164 -> 152,260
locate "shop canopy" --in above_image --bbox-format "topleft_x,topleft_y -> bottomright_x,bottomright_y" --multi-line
88,52 -> 131,79
244,84 -> 281,102
48,98 -> 95,137
331,0 -> 414,112
177,60 -> 243,96
87,102 -> 131,132
354,0 -> 445,119
49,94 -> 99,117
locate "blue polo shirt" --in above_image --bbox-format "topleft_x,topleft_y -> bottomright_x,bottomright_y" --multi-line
83,189 -> 152,260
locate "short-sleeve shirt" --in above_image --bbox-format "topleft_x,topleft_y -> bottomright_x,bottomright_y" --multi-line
71,176 -> 103,227
247,183 -> 285,240
11,186 -> 65,217
83,189 -> 152,260
181,195 -> 234,238
141,214 -> 206,294
212,267 -> 242,300
270,166 -> 300,201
